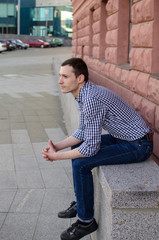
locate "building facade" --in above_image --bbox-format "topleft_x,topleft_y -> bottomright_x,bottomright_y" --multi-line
0,0 -> 18,34
71,0 -> 159,160
0,0 -> 72,37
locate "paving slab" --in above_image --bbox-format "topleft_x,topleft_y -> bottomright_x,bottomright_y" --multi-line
14,155 -> 39,171
0,171 -> 17,189
10,189 -> 45,213
0,144 -> 14,170
0,190 -> 16,212
0,213 -> 38,240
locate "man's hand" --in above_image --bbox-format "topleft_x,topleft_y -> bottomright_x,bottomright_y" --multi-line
42,137 -> 85,161
42,140 -> 57,162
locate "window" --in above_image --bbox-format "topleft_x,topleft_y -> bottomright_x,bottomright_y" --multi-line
0,4 -> 7,17
8,4 -> 15,17
33,7 -> 54,21
0,3 -> 16,18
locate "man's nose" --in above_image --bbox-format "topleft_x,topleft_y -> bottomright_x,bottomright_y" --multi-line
58,77 -> 63,84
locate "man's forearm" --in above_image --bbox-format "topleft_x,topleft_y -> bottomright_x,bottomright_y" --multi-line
54,135 -> 82,151
50,147 -> 85,161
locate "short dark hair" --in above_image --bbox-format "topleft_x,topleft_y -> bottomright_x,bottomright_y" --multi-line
61,58 -> 89,82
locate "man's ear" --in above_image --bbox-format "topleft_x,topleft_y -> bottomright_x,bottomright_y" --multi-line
78,74 -> 85,83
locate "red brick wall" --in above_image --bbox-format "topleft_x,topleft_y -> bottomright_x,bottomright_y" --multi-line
72,0 -> 159,161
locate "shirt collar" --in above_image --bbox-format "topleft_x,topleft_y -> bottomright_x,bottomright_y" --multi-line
75,81 -> 90,103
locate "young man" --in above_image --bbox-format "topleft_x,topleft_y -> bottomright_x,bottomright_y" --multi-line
42,58 -> 153,240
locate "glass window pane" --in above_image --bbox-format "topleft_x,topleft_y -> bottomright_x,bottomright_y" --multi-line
8,4 -> 15,17
0,4 -> 7,17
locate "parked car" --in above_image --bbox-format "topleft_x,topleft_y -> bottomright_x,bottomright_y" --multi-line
8,39 -> 29,49
45,37 -> 63,47
52,38 -> 63,46
0,42 -> 7,53
0,40 -> 15,51
46,38 -> 57,47
16,39 -> 29,49
7,40 -> 17,50
24,39 -> 50,48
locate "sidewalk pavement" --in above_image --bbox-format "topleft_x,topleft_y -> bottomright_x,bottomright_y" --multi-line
0,48 -> 91,240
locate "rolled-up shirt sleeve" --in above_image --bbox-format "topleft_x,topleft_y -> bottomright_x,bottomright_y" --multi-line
77,98 -> 105,157
72,107 -> 85,141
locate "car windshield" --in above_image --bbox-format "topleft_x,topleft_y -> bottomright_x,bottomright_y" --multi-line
38,40 -> 44,42
17,39 -> 22,43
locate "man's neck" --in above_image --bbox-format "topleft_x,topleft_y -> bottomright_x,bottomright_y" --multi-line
72,82 -> 86,98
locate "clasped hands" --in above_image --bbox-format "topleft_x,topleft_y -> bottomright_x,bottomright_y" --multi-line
42,140 -> 57,162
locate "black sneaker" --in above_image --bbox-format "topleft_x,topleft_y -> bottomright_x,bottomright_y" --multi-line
58,201 -> 77,218
60,218 -> 98,240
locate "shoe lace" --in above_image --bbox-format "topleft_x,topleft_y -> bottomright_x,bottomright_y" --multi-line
67,220 -> 80,233
66,201 -> 76,212
70,201 -> 76,207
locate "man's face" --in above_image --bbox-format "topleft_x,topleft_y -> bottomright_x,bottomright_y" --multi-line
59,65 -> 83,97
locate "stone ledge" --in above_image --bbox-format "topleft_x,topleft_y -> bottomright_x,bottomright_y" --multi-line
92,159 -> 159,240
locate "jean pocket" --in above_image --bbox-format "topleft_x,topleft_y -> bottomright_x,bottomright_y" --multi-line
130,140 -> 153,162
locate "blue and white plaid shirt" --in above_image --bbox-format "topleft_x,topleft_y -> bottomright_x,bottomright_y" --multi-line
72,81 -> 150,157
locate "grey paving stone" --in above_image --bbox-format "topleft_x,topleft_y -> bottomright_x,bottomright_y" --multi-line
33,214 -> 70,240
36,109 -> 52,116
0,144 -> 14,170
9,109 -> 22,116
40,167 -> 72,188
38,115 -> 54,122
29,136 -> 49,143
25,122 -> 44,130
26,123 -> 48,140
12,143 -> 34,157
10,122 -> 26,130
0,213 -> 7,229
64,166 -> 74,186
23,115 -> 40,122
35,153 -> 62,169
22,109 -> 37,116
0,171 -> 17,189
10,189 -> 45,213
45,127 -> 67,142
0,190 -> 16,212
16,170 -> 44,189
0,213 -> 38,240
40,188 -> 74,214
9,115 -> 25,123
0,133 -> 12,144
11,129 -> 31,144
0,120 -> 10,131
60,158 -> 72,168
40,121 -> 59,128
0,111 -> 8,118
14,155 -> 39,171
32,142 -> 49,155
28,128 -> 47,138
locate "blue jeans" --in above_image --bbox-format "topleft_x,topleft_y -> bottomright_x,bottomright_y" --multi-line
71,134 -> 153,221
